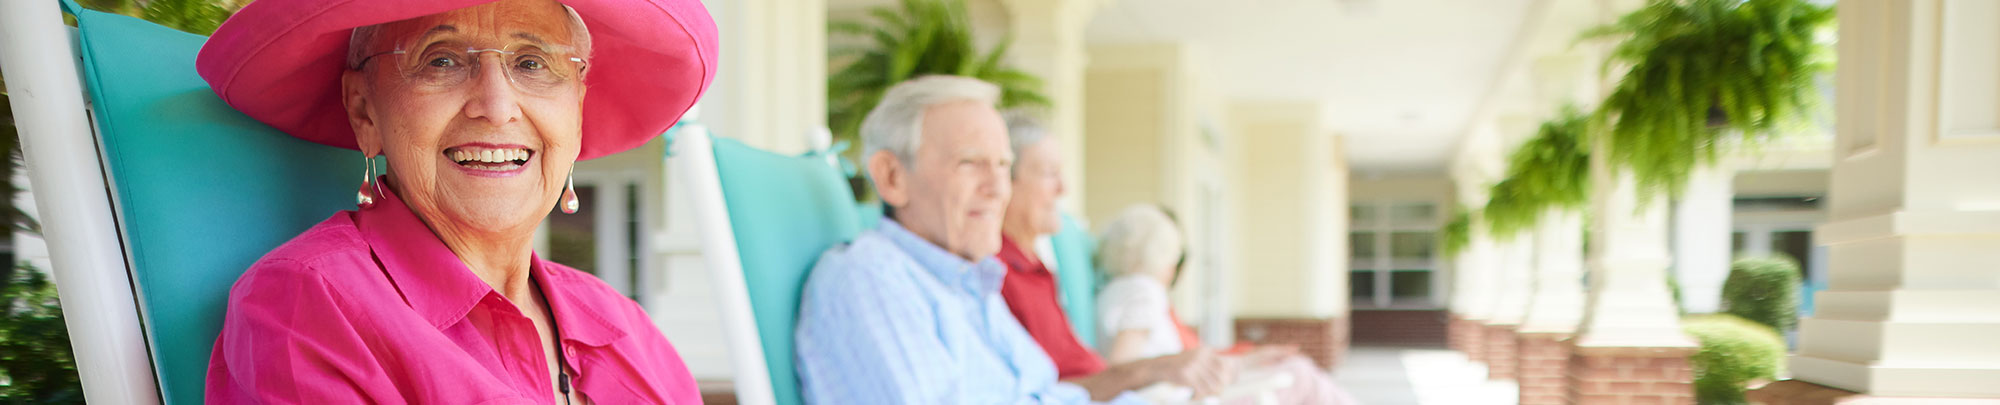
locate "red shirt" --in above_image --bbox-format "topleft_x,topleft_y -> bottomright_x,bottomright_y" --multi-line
206,185 -> 701,404
997,236 -> 1108,380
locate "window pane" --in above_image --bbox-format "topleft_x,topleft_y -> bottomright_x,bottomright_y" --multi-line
1389,203 -> 1436,224
548,186 -> 599,274
1774,231 -> 1813,280
1351,205 -> 1378,224
1390,232 -> 1435,259
1390,270 -> 1432,306
1350,232 -> 1376,261
1350,271 -> 1376,303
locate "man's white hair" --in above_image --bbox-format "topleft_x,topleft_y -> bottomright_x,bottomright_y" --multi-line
1002,110 -> 1052,178
346,4 -> 594,70
860,75 -> 1002,165
1098,205 -> 1184,278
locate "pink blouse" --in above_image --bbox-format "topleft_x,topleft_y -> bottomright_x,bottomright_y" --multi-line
205,188 -> 701,404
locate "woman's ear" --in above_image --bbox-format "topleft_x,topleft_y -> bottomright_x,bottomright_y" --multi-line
343,70 -> 383,157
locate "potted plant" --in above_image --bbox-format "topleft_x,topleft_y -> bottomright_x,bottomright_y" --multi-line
827,0 -> 1049,196
1583,0 -> 1834,196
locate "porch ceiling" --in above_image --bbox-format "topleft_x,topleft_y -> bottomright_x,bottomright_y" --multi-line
1086,0 -> 1540,174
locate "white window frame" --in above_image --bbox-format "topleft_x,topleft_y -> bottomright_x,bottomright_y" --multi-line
1349,200 -> 1444,309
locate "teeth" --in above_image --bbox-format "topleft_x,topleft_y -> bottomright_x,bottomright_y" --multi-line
449,148 -> 531,164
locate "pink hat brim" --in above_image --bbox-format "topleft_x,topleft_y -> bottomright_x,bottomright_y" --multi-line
196,0 -> 718,160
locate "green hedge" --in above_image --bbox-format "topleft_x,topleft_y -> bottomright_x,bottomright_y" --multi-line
1682,314 -> 1787,405
1721,256 -> 1802,331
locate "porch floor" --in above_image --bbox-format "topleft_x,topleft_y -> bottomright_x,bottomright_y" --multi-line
1334,345 -> 1519,405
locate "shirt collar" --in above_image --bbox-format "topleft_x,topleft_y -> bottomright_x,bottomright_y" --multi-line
354,181 -> 625,346
997,235 -> 1048,275
877,218 -> 1006,297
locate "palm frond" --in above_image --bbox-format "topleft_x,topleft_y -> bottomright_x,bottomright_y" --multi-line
826,0 -> 1052,199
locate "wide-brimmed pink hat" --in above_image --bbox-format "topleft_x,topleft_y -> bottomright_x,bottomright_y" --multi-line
196,0 -> 717,160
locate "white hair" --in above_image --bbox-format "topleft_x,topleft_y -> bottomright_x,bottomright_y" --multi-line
347,4 -> 593,70
860,75 -> 1002,165
1098,205 -> 1184,278
1003,110 -> 1052,177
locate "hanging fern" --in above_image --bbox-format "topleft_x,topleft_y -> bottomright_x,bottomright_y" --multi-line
827,0 -> 1050,157
1440,209 -> 1472,258
1582,0 -> 1833,198
1484,107 -> 1592,238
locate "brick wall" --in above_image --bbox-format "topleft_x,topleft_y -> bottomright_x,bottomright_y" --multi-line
1234,317 -> 1349,369
1451,315 -> 1488,364
1348,309 -> 1448,346
1568,347 -> 1696,405
1484,324 -> 1520,380
1517,333 -> 1573,405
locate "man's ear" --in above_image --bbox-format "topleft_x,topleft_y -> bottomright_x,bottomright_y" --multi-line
868,150 -> 909,209
343,70 -> 383,157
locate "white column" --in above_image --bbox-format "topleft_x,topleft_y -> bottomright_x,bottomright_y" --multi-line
1672,163 -> 1734,314
1520,209 -> 1586,334
699,0 -> 825,154
1788,0 -> 2000,396
1000,0 -> 1105,214
1456,229 -> 1502,322
0,1 -> 160,402
1573,135 -> 1696,349
1488,235 -> 1537,326
1450,123 -> 1506,322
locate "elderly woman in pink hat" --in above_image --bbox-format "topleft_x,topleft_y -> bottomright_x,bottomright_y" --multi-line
195,0 -> 715,402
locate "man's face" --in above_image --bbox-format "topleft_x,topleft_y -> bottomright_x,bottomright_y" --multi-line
342,0 -> 585,238
1004,138 -> 1065,237
881,100 -> 1013,260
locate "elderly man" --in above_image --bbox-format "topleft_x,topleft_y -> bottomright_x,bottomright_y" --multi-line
794,76 -> 1223,404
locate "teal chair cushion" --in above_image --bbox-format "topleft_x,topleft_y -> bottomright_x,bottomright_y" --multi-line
71,6 -> 362,404
1050,214 -> 1100,347
711,138 -> 862,405
855,201 -> 884,230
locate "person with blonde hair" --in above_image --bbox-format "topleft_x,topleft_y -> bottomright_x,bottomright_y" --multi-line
1096,205 -> 1358,405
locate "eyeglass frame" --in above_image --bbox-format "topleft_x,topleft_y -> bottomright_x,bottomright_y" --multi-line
349,46 -> 590,97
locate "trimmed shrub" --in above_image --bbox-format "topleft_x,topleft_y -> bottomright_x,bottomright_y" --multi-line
1721,256 -> 1802,331
1682,314 -> 1787,405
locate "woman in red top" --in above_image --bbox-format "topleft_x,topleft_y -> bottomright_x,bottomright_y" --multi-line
996,112 -> 1233,398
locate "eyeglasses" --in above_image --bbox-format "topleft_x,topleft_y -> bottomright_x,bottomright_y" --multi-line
353,45 -> 588,97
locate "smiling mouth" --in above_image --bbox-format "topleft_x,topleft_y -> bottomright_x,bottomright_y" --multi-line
445,146 -> 534,172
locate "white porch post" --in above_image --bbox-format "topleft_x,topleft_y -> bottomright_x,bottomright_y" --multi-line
0,1 -> 161,402
1780,0 -> 2000,397
1567,117 -> 1699,402
698,0 -> 826,153
1573,150 -> 1693,349
999,0 -> 1107,215
1521,210 -> 1587,334
1672,163 -> 1735,314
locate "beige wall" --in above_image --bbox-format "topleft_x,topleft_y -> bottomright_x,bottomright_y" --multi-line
1227,101 -> 1346,319
1734,169 -> 1829,197
1350,174 -> 1456,204
1082,43 -> 1238,333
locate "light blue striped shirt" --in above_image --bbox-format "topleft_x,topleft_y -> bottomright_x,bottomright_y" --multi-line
795,219 -> 1147,405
